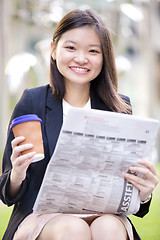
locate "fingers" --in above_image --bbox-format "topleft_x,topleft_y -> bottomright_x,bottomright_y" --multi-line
123,159 -> 159,184
128,162 -> 159,188
122,159 -> 159,201
128,165 -> 158,181
11,143 -> 34,160
11,136 -> 34,163
13,151 -> 36,167
137,159 -> 159,177
122,170 -> 157,189
10,136 -> 37,189
10,151 -> 36,184
11,136 -> 25,148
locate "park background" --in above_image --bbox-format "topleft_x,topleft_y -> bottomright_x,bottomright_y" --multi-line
0,0 -> 160,239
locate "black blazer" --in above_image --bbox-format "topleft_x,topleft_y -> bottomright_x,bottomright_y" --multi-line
0,84 -> 151,240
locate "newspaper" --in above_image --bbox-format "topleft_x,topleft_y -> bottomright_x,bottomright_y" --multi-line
33,108 -> 159,216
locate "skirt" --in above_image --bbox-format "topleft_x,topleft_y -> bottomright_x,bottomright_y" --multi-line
13,213 -> 134,240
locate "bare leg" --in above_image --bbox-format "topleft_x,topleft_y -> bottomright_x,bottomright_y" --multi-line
90,214 -> 128,240
37,215 -> 91,240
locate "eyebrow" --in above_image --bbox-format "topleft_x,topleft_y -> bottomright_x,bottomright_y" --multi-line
63,40 -> 101,48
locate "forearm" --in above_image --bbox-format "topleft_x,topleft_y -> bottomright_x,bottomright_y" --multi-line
9,170 -> 23,198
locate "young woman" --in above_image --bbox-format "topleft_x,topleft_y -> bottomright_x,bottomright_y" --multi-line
0,9 -> 158,240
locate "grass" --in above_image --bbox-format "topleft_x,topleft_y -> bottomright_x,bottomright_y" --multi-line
0,204 -> 13,239
0,164 -> 160,239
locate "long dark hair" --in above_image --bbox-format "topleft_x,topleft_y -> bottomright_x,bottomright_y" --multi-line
50,9 -> 131,113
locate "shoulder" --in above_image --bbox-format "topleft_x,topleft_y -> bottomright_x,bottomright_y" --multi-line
16,84 -> 49,103
23,84 -> 50,98
12,84 -> 50,119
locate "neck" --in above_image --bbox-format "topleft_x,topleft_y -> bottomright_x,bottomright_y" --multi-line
64,84 -> 90,107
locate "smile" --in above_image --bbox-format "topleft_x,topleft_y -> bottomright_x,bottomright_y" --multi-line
69,66 -> 90,73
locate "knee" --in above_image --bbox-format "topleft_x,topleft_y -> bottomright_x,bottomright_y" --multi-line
63,215 -> 90,236
90,214 -> 127,237
38,215 -> 91,240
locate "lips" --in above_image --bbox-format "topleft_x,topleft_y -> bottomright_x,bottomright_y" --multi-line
69,66 -> 90,73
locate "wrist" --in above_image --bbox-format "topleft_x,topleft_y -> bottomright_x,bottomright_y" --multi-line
140,194 -> 152,204
10,169 -> 25,185
9,171 -> 23,198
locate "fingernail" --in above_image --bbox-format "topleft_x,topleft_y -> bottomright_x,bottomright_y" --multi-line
17,136 -> 25,140
28,151 -> 36,156
26,143 -> 33,147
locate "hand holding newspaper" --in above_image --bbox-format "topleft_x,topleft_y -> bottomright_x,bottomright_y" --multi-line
33,108 -> 159,216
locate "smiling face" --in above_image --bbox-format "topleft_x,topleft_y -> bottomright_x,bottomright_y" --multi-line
53,26 -> 103,91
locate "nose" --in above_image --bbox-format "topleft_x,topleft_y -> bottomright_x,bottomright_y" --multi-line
74,54 -> 88,65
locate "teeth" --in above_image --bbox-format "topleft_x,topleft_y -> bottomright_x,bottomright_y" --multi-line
71,67 -> 89,72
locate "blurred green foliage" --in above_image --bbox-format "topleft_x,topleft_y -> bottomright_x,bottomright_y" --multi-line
0,205 -> 13,239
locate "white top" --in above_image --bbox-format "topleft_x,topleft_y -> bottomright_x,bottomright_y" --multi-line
62,98 -> 91,121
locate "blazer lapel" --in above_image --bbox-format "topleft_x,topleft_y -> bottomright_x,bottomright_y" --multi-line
45,87 -> 63,157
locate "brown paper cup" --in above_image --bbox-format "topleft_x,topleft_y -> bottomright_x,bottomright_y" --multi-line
11,114 -> 44,162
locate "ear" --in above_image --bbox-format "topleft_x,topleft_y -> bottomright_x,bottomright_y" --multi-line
51,41 -> 56,60
51,41 -> 53,48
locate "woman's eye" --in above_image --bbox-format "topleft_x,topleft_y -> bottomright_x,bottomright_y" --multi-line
66,46 -> 75,50
89,49 -> 100,53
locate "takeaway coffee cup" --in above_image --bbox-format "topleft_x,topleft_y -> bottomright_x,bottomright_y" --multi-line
10,114 -> 44,162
